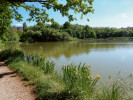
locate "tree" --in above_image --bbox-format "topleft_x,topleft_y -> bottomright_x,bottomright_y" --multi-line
51,22 -> 60,29
82,25 -> 96,38
63,22 -> 70,29
0,0 -> 94,40
0,1 -> 13,40
23,22 -> 27,32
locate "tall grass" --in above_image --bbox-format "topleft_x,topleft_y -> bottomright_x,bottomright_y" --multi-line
62,63 -> 100,99
25,54 -> 55,74
96,75 -> 133,100
9,61 -> 65,100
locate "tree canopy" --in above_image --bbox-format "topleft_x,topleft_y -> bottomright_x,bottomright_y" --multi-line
0,0 -> 94,40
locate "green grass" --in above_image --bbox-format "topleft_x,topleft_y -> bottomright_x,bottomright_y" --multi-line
9,61 -> 65,100
25,54 -> 55,74
0,49 -> 133,100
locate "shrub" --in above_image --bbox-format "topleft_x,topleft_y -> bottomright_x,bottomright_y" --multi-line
6,29 -> 20,41
0,49 -> 24,63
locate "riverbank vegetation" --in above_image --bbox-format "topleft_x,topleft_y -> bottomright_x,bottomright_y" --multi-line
20,22 -> 133,42
2,21 -> 133,42
0,48 -> 132,100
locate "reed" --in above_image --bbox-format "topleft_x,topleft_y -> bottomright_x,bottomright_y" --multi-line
24,54 -> 55,74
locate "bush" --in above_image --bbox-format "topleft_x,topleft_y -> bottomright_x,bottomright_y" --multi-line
6,29 -> 20,41
0,40 -> 4,50
0,49 -> 24,63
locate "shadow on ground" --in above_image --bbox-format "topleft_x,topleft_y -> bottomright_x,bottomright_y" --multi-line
0,71 -> 16,78
0,63 -> 7,67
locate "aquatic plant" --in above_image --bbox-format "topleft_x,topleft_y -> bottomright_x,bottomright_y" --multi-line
62,63 -> 100,99
25,54 -> 55,74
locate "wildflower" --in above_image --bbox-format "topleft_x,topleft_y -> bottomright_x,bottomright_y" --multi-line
63,64 -> 65,66
90,72 -> 93,75
90,75 -> 93,78
88,74 -> 93,79
84,68 -> 89,72
67,66 -> 69,70
95,74 -> 101,79
86,64 -> 90,67
84,69 -> 87,72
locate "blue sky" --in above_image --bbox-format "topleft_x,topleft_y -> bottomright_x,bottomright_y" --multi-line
12,0 -> 133,28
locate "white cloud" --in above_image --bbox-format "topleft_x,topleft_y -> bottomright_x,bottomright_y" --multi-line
47,22 -> 52,25
122,21 -> 133,28
15,24 -> 22,26
121,13 -> 128,18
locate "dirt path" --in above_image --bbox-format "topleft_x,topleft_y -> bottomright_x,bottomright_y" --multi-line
0,62 -> 36,100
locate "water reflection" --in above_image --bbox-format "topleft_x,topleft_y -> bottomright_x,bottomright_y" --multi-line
18,40 -> 133,81
20,40 -> 133,58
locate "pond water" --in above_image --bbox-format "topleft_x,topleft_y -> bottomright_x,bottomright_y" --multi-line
19,40 -> 133,81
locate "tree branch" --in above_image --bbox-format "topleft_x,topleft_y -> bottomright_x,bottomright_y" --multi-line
7,0 -> 49,4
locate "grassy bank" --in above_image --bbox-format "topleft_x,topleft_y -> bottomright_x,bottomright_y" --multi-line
0,49 -> 133,100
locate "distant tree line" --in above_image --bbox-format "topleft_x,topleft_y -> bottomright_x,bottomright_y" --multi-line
20,22 -> 97,42
4,22 -> 133,42
93,27 -> 133,38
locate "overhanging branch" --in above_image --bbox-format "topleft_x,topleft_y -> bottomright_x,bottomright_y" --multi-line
7,0 -> 49,4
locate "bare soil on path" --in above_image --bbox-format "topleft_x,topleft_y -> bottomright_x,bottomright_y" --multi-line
0,62 -> 36,100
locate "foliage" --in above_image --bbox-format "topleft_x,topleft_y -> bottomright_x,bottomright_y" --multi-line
62,64 -> 100,99
51,22 -> 60,29
20,29 -> 41,42
23,22 -> 27,32
63,22 -> 71,29
0,1 -> 13,40
1,0 -> 94,40
82,25 -> 97,39
0,40 -> 4,50
0,49 -> 24,63
5,22 -> 133,42
25,54 -> 55,74
20,25 -> 73,42
20,22 -> 98,42
6,28 -> 20,41
93,27 -> 133,38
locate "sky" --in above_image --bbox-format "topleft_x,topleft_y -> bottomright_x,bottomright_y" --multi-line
12,0 -> 133,28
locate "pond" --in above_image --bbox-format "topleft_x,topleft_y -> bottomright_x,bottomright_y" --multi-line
19,40 -> 133,81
